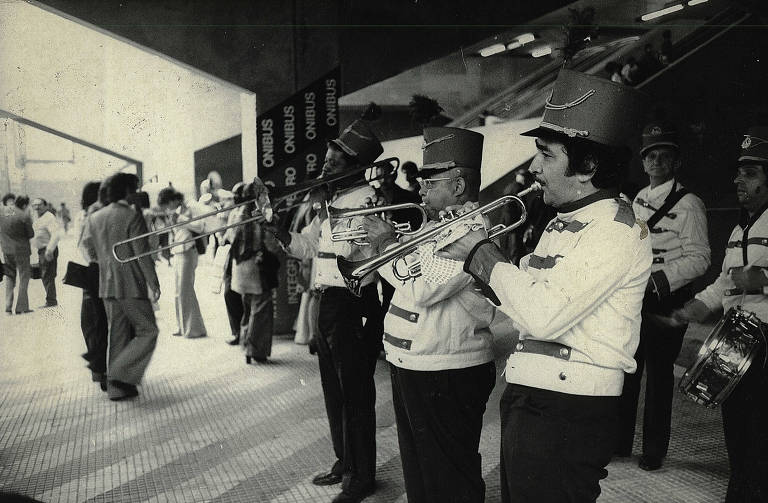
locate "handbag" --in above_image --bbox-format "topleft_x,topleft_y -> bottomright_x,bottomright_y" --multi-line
31,264 -> 41,280
63,261 -> 99,294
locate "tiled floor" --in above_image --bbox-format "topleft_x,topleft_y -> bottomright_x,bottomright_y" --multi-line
1,236 -> 729,502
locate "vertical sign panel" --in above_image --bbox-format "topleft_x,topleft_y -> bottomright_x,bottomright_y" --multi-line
257,67 -> 340,334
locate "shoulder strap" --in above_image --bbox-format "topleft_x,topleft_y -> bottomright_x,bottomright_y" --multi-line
646,186 -> 689,230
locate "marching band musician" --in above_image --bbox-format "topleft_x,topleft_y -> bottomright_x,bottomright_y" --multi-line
360,127 -> 497,503
672,127 -> 768,502
617,120 -> 711,471
259,119 -> 385,503
439,70 -> 651,502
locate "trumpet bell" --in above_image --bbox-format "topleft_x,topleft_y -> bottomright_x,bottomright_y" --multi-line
336,256 -> 365,297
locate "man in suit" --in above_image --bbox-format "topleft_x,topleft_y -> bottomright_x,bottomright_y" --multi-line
1,195 -> 35,314
81,173 -> 161,401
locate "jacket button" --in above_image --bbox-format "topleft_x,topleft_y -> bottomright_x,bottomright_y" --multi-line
559,348 -> 569,358
516,342 -> 524,351
559,372 -> 567,381
409,314 -> 417,321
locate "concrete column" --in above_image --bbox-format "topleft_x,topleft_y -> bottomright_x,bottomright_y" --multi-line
241,92 -> 258,181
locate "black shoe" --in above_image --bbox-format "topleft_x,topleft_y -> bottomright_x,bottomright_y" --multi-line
227,337 -> 240,346
638,455 -> 662,471
4,309 -> 11,314
39,302 -> 57,308
172,332 -> 182,337
312,471 -> 343,486
108,380 -> 139,401
15,309 -> 33,314
331,485 -> 374,503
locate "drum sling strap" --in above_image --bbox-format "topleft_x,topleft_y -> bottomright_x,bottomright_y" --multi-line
646,182 -> 689,231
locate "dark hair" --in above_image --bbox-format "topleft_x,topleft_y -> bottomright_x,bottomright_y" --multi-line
157,187 -> 184,206
107,173 -> 140,202
232,182 -> 246,204
98,177 -> 111,205
81,181 -> 101,210
456,168 -> 481,199
401,161 -> 418,178
1,193 -> 15,205
540,132 -> 630,189
14,195 -> 30,209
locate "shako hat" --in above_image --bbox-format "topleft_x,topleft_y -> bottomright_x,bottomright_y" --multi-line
738,127 -> 768,165
420,126 -> 484,177
640,121 -> 679,156
522,69 -> 644,148
329,120 -> 383,166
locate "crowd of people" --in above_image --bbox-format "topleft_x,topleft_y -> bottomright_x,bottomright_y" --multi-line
3,66 -> 766,503
1,194 -> 65,313
604,33 -> 676,87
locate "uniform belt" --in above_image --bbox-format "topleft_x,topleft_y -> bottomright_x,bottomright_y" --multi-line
513,340 -> 571,360
724,288 -> 763,296
652,257 -> 664,264
317,251 -> 336,259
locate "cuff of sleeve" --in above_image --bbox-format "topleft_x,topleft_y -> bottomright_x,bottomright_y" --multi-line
650,270 -> 671,299
464,239 -> 506,306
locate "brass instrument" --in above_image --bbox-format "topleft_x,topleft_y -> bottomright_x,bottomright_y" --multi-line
328,202 -> 428,246
337,183 -> 541,296
111,158 -> 399,263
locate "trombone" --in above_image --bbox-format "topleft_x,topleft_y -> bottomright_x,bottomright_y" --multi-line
337,183 -> 541,296
328,202 -> 428,246
111,157 -> 400,263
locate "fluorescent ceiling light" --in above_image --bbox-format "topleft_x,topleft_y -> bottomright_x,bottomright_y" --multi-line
688,0 -> 708,5
640,4 -> 684,21
516,33 -> 535,45
479,43 -> 506,57
531,46 -> 552,58
506,41 -> 522,50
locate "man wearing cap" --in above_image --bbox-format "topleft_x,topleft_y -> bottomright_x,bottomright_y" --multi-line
616,120 -> 710,471
260,119 -> 384,503
672,127 -> 768,502
439,70 -> 652,501
361,127 -> 496,503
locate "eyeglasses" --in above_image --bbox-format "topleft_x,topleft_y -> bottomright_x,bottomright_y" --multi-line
416,176 -> 457,190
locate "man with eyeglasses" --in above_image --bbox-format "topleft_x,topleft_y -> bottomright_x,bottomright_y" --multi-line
361,127 -> 497,503
616,120 -> 710,471
260,120 -> 385,503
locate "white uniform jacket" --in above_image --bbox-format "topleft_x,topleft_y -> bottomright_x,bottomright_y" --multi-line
696,207 -> 768,323
378,221 -> 495,371
633,179 -> 710,296
286,184 -> 376,289
171,201 -> 208,254
467,192 -> 652,396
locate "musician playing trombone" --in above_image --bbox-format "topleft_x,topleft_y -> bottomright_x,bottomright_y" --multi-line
438,70 -> 652,502
360,127 -> 497,503
258,119 -> 385,503
671,127 -> 768,502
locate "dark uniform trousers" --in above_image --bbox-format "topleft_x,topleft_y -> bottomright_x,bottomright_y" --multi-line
390,361 -> 496,503
500,384 -> 618,503
617,288 -> 689,459
38,247 -> 58,305
316,285 -> 383,494
81,290 -> 108,375
722,344 -> 768,503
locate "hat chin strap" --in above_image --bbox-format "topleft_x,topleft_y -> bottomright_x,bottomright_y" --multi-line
545,89 -> 596,110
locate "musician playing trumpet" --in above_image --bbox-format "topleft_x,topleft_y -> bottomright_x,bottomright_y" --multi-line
258,120 -> 384,503
671,127 -> 768,503
361,127 -> 497,503
438,71 -> 651,502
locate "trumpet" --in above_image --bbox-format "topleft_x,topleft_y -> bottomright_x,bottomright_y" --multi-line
111,157 -> 400,263
328,202 -> 428,246
337,183 -> 541,296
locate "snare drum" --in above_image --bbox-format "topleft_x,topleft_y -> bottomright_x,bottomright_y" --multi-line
679,307 -> 764,408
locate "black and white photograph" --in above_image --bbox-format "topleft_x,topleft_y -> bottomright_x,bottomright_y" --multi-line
1,0 -> 767,501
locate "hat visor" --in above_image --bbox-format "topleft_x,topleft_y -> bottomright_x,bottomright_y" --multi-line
520,125 -> 551,138
738,155 -> 768,165
640,142 -> 679,157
